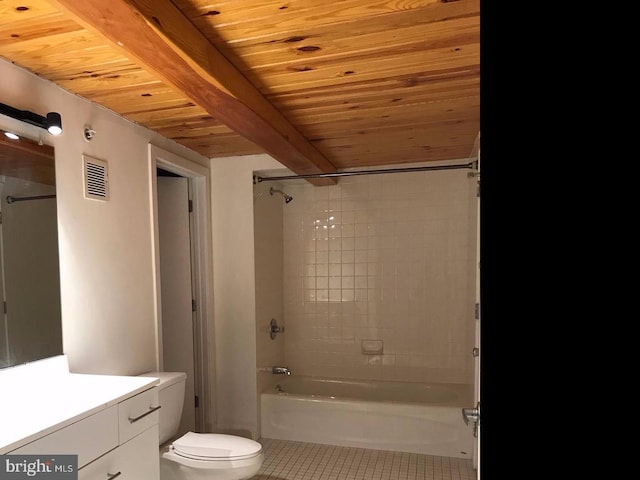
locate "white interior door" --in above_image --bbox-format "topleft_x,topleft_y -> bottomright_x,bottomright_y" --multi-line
157,175 -> 196,436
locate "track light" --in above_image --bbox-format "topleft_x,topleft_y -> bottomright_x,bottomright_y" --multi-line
46,112 -> 62,135
0,102 -> 63,136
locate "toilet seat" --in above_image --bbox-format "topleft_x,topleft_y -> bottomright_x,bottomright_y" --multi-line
163,450 -> 262,471
172,432 -> 262,460
163,432 -> 263,470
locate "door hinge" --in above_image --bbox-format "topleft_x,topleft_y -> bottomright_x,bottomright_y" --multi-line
195,395 -> 199,408
462,402 -> 480,438
192,299 -> 197,312
475,302 -> 480,320
188,199 -> 193,212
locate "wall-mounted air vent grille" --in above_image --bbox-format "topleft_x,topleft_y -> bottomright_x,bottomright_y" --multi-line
83,155 -> 109,201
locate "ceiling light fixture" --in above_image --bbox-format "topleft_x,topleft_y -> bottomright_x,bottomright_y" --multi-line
0,101 -> 63,136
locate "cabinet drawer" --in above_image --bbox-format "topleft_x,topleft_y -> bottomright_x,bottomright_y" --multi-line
118,387 -> 159,444
79,425 -> 159,480
11,405 -> 118,469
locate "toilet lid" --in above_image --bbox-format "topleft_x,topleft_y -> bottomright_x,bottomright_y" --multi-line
172,432 -> 262,460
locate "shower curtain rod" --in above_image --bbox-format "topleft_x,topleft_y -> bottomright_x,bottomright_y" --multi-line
6,194 -> 56,204
253,161 -> 476,183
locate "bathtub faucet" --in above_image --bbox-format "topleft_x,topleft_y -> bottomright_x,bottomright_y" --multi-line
272,366 -> 291,375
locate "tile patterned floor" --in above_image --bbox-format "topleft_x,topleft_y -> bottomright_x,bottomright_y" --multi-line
251,439 -> 476,480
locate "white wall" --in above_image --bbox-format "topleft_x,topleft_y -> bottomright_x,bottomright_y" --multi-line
0,58 -> 209,376
210,155 -> 283,439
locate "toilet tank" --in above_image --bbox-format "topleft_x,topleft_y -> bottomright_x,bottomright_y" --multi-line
139,371 -> 187,445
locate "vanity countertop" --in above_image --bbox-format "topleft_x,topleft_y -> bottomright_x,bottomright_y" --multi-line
0,356 -> 159,453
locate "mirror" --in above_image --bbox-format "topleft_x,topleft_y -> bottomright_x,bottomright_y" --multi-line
0,129 -> 63,369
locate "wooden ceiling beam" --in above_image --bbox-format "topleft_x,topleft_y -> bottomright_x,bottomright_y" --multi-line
48,0 -> 337,185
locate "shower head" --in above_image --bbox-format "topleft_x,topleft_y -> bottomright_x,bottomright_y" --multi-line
270,186 -> 293,204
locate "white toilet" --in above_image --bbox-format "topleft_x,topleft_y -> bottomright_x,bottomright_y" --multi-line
140,372 -> 263,480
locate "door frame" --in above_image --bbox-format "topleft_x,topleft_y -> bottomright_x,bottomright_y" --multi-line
473,147 -> 481,477
148,144 -> 215,433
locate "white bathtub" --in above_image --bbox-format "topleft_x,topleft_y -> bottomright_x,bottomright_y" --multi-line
260,376 -> 474,458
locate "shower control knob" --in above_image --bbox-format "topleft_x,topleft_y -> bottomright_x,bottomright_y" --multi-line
269,318 -> 284,339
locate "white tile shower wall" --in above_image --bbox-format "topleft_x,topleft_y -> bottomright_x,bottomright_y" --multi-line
282,169 -> 477,384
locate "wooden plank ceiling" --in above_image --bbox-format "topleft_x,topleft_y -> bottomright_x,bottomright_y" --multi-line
0,0 -> 480,182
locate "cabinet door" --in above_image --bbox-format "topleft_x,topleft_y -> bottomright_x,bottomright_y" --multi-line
79,426 -> 159,480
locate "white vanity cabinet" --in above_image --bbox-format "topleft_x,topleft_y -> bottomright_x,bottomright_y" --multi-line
0,356 -> 161,480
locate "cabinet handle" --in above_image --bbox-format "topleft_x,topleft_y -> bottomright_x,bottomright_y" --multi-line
128,405 -> 161,423
107,473 -> 122,480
